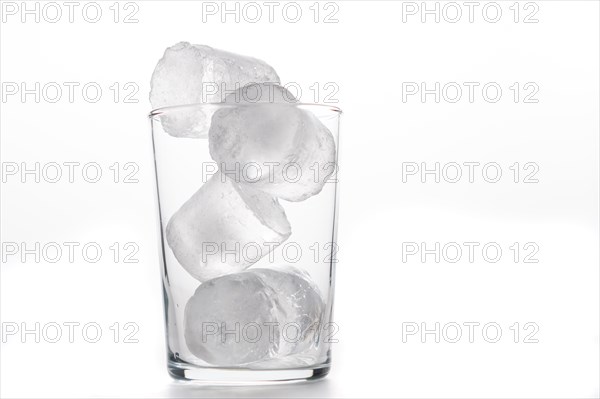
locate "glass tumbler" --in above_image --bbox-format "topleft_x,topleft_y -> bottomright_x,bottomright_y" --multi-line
149,103 -> 342,384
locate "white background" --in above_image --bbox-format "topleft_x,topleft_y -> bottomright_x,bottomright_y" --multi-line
1,1 -> 599,397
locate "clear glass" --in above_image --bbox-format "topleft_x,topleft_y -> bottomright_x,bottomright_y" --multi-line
149,103 -> 342,384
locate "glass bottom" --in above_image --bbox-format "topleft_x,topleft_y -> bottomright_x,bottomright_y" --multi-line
168,359 -> 330,385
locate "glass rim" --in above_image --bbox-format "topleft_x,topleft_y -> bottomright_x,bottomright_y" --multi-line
148,102 -> 342,118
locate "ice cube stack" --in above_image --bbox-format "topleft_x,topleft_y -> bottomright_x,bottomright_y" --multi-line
150,42 -> 336,367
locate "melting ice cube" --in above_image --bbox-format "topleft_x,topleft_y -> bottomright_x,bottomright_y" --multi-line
150,42 -> 280,138
209,83 -> 336,201
166,173 -> 291,282
184,272 -> 280,366
184,267 -> 324,366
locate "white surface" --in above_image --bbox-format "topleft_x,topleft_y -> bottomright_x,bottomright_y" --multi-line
1,1 -> 599,397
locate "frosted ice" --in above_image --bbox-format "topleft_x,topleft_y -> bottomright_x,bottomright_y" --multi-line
209,83 -> 336,202
150,42 -> 280,138
253,267 -> 324,357
184,272 -> 280,366
184,267 -> 324,366
166,173 -> 291,282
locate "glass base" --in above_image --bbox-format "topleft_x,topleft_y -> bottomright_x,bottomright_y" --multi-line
168,360 -> 330,385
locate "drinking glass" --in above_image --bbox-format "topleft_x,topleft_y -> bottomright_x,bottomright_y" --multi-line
150,103 -> 341,384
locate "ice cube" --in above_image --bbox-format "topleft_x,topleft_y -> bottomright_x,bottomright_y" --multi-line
184,267 -> 324,366
253,267 -> 324,357
150,42 -> 280,138
166,173 -> 291,282
184,272 -> 280,366
209,83 -> 336,201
